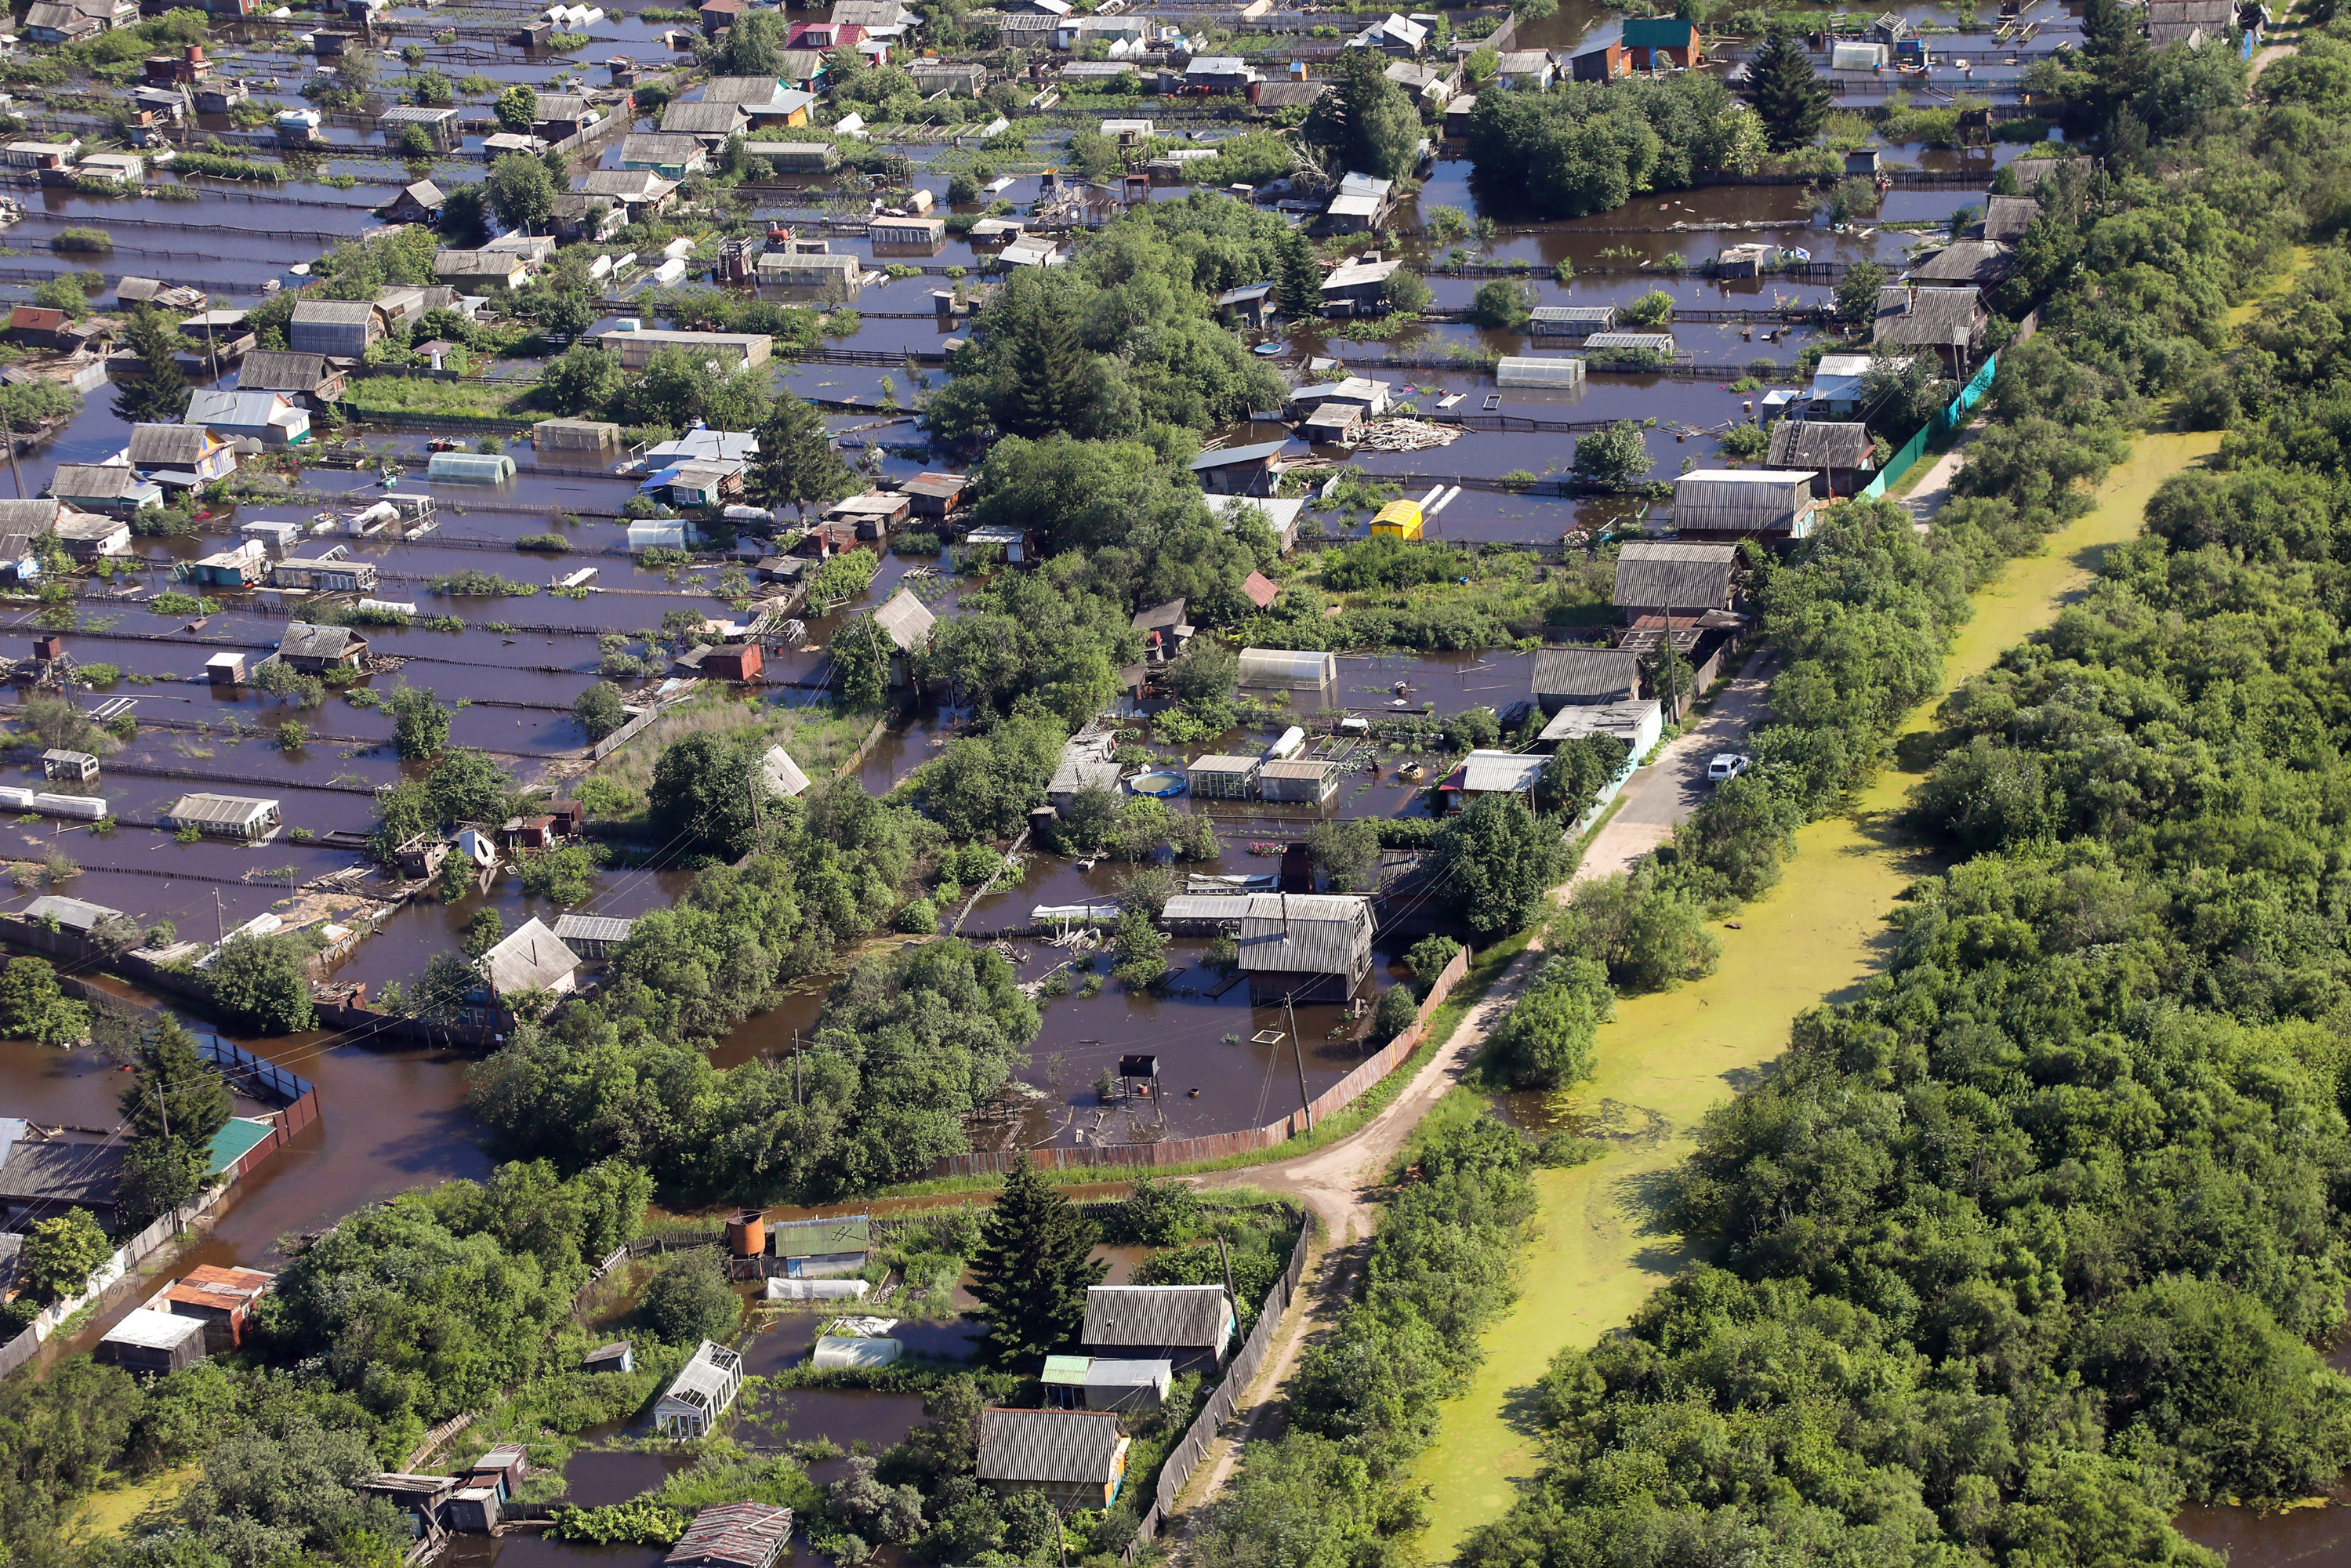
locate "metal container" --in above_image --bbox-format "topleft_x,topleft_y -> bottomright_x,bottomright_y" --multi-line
726,1208 -> 766,1258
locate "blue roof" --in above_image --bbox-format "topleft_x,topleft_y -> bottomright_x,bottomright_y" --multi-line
1622,16 -> 1696,45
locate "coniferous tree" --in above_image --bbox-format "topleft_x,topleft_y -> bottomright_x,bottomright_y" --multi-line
753,394 -> 857,520
996,311 -> 1090,437
111,307 -> 191,425
115,1017 -> 231,1230
1305,49 -> 1424,180
1275,229 -> 1323,320
969,1153 -> 1107,1366
1741,29 -> 1830,153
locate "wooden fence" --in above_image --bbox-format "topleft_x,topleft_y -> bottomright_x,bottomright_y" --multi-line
927,942 -> 1471,1177
1120,1216 -> 1316,1558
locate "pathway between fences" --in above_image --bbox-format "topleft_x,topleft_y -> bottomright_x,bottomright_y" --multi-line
1122,1217 -> 1316,1559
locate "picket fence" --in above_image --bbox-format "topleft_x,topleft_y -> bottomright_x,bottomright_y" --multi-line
1120,1215 -> 1318,1559
928,942 -> 1471,1177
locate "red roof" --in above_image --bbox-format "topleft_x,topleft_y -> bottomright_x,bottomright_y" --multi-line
9,307 -> 64,332
1242,571 -> 1278,610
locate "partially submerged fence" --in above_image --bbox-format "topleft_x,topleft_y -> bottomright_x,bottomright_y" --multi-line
928,942 -> 1472,1176
1121,1215 -> 1317,1558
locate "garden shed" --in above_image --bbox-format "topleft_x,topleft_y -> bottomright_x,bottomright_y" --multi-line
1235,892 -> 1375,1005
1531,646 -> 1642,710
97,1308 -> 208,1376
1672,470 -> 1820,543
976,1409 -> 1130,1511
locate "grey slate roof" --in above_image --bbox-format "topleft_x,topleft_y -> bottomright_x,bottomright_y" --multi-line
479,916 -> 581,996
50,464 -> 145,499
1765,420 -> 1874,470
1531,645 -> 1642,702
21,894 -> 123,931
0,1138 -> 128,1207
1910,239 -> 2012,285
872,588 -> 934,652
126,424 -> 216,467
975,1408 -> 1126,1485
1611,540 -> 1740,609
0,499 -> 61,530
279,622 -> 363,661
1083,1283 -> 1231,1346
290,299 -> 379,328
661,100 -> 749,136
1980,194 -> 2040,245
238,350 -> 334,392
1874,285 -> 1984,349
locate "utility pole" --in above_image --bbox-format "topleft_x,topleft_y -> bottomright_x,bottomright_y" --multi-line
213,889 -> 225,951
1286,991 -> 1312,1132
0,404 -> 20,501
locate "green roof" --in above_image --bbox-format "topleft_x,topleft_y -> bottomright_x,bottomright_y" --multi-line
772,1217 -> 871,1258
1622,16 -> 1696,45
1042,1356 -> 1093,1385
207,1117 -> 276,1174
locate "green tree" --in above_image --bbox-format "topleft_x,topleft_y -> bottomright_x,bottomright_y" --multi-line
1741,28 -> 1830,152
1428,792 -> 1566,938
538,344 -> 624,417
462,906 -> 505,959
386,684 -> 452,761
494,83 -> 538,132
1469,279 -> 1536,330
995,309 -> 1091,438
426,748 -> 513,826
1404,935 -> 1461,994
1486,953 -> 1611,1088
1111,907 -> 1168,989
1833,257 -> 1888,323
751,394 -> 856,521
829,615 -> 892,711
486,151 -> 557,234
1275,227 -> 1324,319
20,1208 -> 109,1300
0,956 -> 84,1047
32,274 -> 87,319
119,1015 -> 232,1151
1308,818 -> 1383,892
637,1250 -> 741,1344
648,732 -> 763,858
1306,48 -> 1425,180
698,5 -> 782,74
1570,419 -> 1650,491
969,1154 -> 1108,1365
571,682 -> 628,741
116,1139 -> 205,1234
207,932 -> 316,1036
111,306 -> 192,425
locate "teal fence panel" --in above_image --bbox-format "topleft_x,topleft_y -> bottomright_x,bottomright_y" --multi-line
1856,352 -> 1999,501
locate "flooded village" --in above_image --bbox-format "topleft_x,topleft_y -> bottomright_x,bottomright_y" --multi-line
0,0 -> 2330,1562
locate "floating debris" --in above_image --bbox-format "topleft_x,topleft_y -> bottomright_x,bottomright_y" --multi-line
1352,418 -> 1465,452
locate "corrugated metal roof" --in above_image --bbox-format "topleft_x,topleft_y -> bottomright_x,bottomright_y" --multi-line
552,913 -> 636,946
1162,895 -> 1252,924
21,893 -> 122,930
1611,540 -> 1739,608
1085,1357 -> 1174,1390
666,1501 -> 793,1568
1236,894 -> 1371,976
1674,470 -> 1818,533
976,1408 -> 1126,1484
872,588 -> 935,652
1453,750 -> 1544,793
1766,420 -> 1873,469
102,1307 -> 205,1352
1042,1354 -> 1093,1385
1083,1283 -> 1231,1346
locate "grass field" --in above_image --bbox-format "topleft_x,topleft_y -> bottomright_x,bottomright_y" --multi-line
1410,427 -> 2227,1556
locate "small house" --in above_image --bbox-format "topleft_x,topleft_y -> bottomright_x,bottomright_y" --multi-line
660,98 -> 749,144
1872,285 -> 1987,376
1910,240 -> 2013,288
1802,352 -> 1878,419
159,1263 -> 273,1352
1622,14 -> 1702,68
276,621 -> 368,671
1214,282 -> 1278,329
1981,194 -> 2040,245
1569,34 -> 1630,80
97,1308 -> 208,1376
1235,892 -> 1375,1004
381,176 -> 446,227
1321,172 -> 1395,235
1385,58 -> 1458,109
873,587 -> 936,656
976,1409 -> 1130,1511
1532,647 -> 1642,711
165,793 -> 281,840
1351,11 -> 1428,54
1443,92 -> 1478,136
1133,598 -> 1190,663
1765,420 -> 1877,498
49,467 -> 159,522
1188,438 -> 1287,497
1492,49 -> 1555,89
703,644 -> 762,681
391,831 -> 448,880
287,299 -> 384,360
1671,470 -> 1820,543
655,1339 -> 746,1439
41,748 -> 97,782
1318,252 -> 1402,316
584,1341 -> 634,1374
126,423 -> 236,484
667,1502 -> 794,1568
204,651 -> 248,685
184,387 -> 310,447
1083,1357 -> 1174,1412
1083,1282 -> 1237,1363
578,168 -> 680,220
619,132 -> 709,180
235,349 -> 343,410
270,553 -> 378,593
0,1128 -> 128,1228
1441,749 -> 1546,805
1184,55 -> 1260,92
902,472 -> 967,517
770,1214 -> 870,1276
434,249 -> 532,292
1371,499 -> 1423,539
827,490 -> 911,536
1286,376 -> 1393,420
477,916 -> 582,1007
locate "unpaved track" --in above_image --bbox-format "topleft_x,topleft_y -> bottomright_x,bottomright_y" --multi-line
1171,650 -> 1780,1539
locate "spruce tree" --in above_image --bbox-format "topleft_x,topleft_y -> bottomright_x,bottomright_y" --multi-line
996,310 -> 1090,437
1275,230 -> 1323,321
1742,30 -> 1830,154
969,1153 -> 1107,1366
111,307 -> 191,425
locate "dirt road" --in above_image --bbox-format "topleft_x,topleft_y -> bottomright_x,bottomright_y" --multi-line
1172,648 -> 1780,1537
